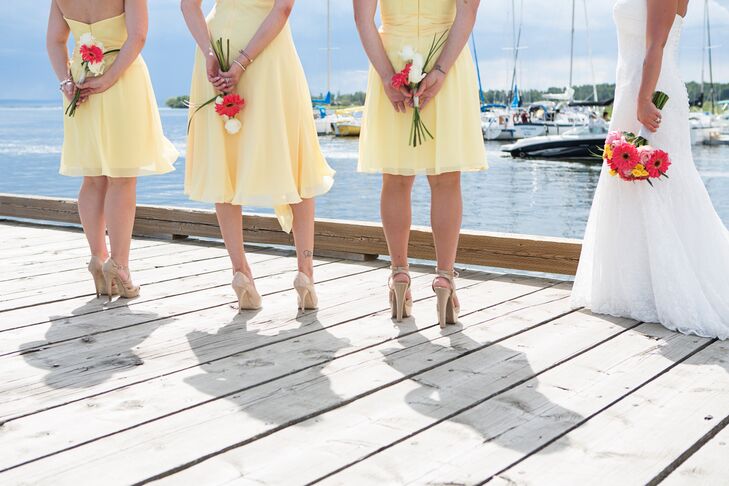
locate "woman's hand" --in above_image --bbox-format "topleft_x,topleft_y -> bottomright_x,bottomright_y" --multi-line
414,69 -> 446,109
218,63 -> 244,93
383,77 -> 412,113
61,81 -> 77,102
637,97 -> 662,132
206,51 -> 227,91
77,72 -> 118,97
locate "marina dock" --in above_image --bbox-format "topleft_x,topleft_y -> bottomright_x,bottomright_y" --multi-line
0,195 -> 728,485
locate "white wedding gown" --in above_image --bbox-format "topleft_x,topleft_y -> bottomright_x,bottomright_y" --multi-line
571,0 -> 729,339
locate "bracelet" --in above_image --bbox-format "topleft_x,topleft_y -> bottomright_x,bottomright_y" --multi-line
238,49 -> 253,65
434,64 -> 447,76
59,78 -> 73,91
233,59 -> 246,72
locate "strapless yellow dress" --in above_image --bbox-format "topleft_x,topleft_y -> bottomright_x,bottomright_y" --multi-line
185,0 -> 335,233
61,13 -> 178,177
359,0 -> 487,175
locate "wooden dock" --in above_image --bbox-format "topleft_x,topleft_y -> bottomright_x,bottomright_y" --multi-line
1,219 -> 728,485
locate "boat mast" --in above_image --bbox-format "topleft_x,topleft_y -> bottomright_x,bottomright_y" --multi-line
583,0 -> 598,102
568,0 -> 576,97
508,0 -> 523,107
705,0 -> 716,114
326,0 -> 332,98
471,34 -> 486,105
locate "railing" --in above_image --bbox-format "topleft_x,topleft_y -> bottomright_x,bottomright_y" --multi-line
0,193 -> 582,275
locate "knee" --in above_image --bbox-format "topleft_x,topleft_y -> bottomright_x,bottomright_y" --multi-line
428,172 -> 461,191
382,175 -> 415,192
82,176 -> 108,190
107,177 -> 137,188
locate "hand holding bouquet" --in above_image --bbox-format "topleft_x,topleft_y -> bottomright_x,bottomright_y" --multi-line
602,91 -> 671,185
391,31 -> 448,147
65,33 -> 120,117
188,38 -> 246,135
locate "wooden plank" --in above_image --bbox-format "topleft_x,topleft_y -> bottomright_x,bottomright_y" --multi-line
0,194 -> 582,275
0,276 -> 563,480
0,244 -> 231,295
662,420 -> 729,486
0,250 -> 281,332
0,259 -> 390,420
140,311 -> 634,486
318,323 -> 708,485
488,340 -> 729,486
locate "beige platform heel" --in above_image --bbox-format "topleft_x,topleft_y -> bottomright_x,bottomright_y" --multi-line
293,272 -> 318,311
433,269 -> 460,328
88,256 -> 117,298
389,266 -> 413,322
232,272 -> 262,311
101,258 -> 140,300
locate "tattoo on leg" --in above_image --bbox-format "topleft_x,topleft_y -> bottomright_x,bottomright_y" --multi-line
303,250 -> 314,259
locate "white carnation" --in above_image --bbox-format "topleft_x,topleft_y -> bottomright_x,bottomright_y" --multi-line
216,96 -> 224,105
224,117 -> 241,134
79,33 -> 95,46
399,45 -> 415,61
87,60 -> 105,75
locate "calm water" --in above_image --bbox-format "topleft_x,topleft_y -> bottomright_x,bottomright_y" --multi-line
1,103 -> 728,239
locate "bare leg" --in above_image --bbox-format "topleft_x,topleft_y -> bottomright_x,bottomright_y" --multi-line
428,171 -> 462,305
215,203 -> 252,278
291,198 -> 315,278
381,174 -> 415,292
78,176 -> 109,260
105,177 -> 137,281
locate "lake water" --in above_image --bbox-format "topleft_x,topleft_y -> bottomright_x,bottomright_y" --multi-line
1,103 -> 728,239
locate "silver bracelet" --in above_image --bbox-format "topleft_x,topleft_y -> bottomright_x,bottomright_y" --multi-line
238,49 -> 253,64
233,59 -> 246,72
59,78 -> 73,91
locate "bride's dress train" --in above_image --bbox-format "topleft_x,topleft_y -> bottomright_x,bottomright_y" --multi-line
571,0 -> 729,338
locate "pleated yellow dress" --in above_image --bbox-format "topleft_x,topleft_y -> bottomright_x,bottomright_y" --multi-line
61,14 -> 178,177
359,0 -> 487,175
185,0 -> 335,233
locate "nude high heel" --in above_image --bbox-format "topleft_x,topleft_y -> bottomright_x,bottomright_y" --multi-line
101,258 -> 140,300
389,266 -> 413,322
232,272 -> 262,311
293,272 -> 318,311
433,269 -> 460,329
88,256 -> 117,298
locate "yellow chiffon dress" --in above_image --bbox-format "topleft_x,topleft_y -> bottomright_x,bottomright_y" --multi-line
61,14 -> 178,177
358,0 -> 487,175
185,0 -> 335,233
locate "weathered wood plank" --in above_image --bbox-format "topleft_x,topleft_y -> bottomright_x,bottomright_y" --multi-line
0,250 -> 281,332
0,277 -> 563,481
662,419 -> 729,486
489,340 -> 728,486
0,194 -> 583,274
140,311 -> 633,486
318,323 -> 708,485
0,259 -> 390,420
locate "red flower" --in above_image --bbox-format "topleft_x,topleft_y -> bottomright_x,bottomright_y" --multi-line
646,148 -> 671,178
80,44 -> 104,64
391,63 -> 412,89
612,141 -> 640,172
215,94 -> 245,118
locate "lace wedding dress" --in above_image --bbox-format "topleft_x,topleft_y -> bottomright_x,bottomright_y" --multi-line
571,0 -> 729,338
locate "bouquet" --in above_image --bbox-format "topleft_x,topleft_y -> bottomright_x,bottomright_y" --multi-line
602,91 -> 671,185
391,30 -> 448,147
65,33 -> 120,117
187,38 -> 245,135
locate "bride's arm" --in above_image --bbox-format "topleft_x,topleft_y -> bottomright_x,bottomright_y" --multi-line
219,0 -> 295,86
637,0 -> 678,132
78,0 -> 149,96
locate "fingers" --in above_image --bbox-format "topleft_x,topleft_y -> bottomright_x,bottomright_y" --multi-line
398,86 -> 413,99
392,101 -> 406,113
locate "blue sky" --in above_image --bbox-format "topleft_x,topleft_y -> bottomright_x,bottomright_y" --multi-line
2,0 -> 728,101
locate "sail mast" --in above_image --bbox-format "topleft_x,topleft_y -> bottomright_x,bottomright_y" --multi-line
706,0 -> 716,114
568,0 -> 576,95
326,0 -> 332,97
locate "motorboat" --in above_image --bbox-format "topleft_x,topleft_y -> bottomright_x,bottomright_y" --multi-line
502,123 -> 608,160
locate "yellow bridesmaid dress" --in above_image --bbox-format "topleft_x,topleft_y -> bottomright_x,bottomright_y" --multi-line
359,0 -> 488,175
185,0 -> 335,233
61,14 -> 178,177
